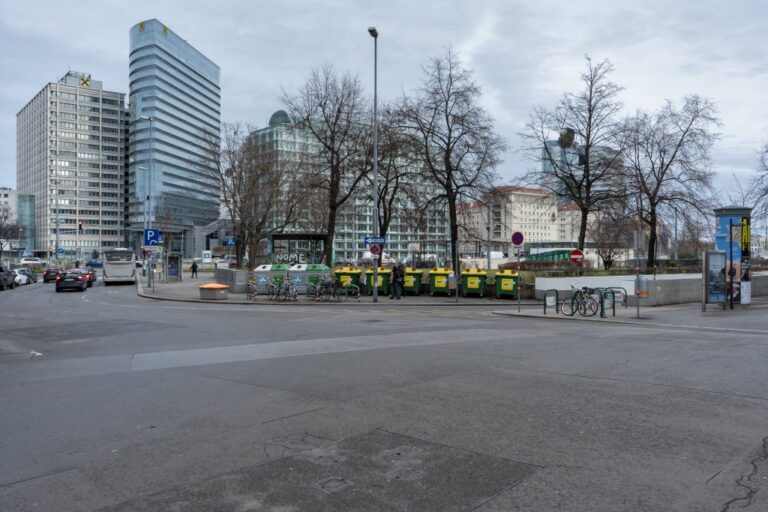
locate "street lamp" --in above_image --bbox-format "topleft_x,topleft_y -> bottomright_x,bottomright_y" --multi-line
137,116 -> 155,233
368,26 -> 380,302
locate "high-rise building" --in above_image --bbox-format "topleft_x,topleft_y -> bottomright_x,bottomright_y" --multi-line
16,71 -> 128,259
128,19 -> 220,255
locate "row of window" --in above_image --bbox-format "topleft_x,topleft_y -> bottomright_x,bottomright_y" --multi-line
53,164 -> 121,172
46,209 -> 121,216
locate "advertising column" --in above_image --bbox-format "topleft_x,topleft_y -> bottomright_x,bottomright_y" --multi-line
713,207 -> 752,305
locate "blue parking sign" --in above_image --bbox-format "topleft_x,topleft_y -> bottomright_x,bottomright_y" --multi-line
144,228 -> 160,246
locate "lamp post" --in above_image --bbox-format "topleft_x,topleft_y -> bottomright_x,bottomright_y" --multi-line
138,115 -> 154,280
54,175 -> 60,264
368,26 -> 380,302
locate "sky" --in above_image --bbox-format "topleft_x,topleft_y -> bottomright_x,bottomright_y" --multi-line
1,0 -> 766,198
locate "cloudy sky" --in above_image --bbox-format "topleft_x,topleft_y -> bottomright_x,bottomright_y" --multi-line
1,0 -> 766,196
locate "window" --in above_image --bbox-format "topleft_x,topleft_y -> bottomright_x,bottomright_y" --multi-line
58,150 -> 76,157
80,144 -> 100,151
102,117 -> 118,124
59,112 -> 77,120
79,105 -> 100,112
79,95 -> 100,103
59,92 -> 76,100
78,124 -> 100,131
103,127 -> 118,133
78,153 -> 100,160
59,122 -> 76,129
102,136 -> 118,143
102,108 -> 118,116
80,163 -> 100,169
102,146 -> 118,152
60,102 -> 76,110
77,133 -> 100,141
101,98 -> 119,105
105,155 -> 119,161
102,164 -> 118,170
79,115 -> 100,122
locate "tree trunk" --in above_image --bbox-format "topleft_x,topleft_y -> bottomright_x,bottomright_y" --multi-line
647,210 -> 658,269
578,208 -> 588,251
324,202 -> 337,266
448,196 -> 459,299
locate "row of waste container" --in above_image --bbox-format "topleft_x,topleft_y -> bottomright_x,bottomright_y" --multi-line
252,264 -> 519,298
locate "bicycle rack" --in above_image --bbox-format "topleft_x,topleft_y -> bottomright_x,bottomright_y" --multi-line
543,289 -> 559,314
599,289 -> 616,318
607,287 -> 628,308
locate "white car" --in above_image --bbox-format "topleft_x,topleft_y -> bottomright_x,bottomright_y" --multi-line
11,269 -> 29,285
19,257 -> 42,266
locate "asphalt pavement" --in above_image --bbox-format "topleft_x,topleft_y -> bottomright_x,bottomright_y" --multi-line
1,278 -> 767,511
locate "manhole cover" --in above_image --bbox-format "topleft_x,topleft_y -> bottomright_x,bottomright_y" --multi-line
312,476 -> 353,494
389,468 -> 423,481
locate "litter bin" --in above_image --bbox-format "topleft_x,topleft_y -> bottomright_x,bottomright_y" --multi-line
365,267 -> 392,296
334,266 -> 362,288
494,270 -> 519,299
290,263 -> 331,294
404,267 -> 423,295
461,268 -> 487,297
428,268 -> 454,296
252,263 -> 291,294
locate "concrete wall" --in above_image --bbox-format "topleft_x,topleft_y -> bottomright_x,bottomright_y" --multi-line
536,273 -> 768,306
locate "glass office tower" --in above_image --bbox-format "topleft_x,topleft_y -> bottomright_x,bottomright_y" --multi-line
128,19 -> 220,255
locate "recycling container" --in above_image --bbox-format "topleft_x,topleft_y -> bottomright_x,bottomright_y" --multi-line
494,270 -> 519,299
290,263 -> 331,294
428,268 -> 454,296
461,269 -> 488,297
365,267 -> 392,296
403,267 -> 423,295
334,266 -> 362,288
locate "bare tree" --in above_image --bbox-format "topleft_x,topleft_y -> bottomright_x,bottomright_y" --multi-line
587,205 -> 634,270
202,122 -> 301,270
751,143 -> 768,218
624,95 -> 720,268
282,65 -> 371,264
397,49 -> 506,280
521,56 -> 626,251
0,204 -> 21,262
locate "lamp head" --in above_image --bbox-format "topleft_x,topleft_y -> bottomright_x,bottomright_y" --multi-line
368,27 -> 378,38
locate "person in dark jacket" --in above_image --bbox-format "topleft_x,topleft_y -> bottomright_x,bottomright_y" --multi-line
191,261 -> 198,279
390,263 -> 405,300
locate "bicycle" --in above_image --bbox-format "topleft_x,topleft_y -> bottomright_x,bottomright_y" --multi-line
561,286 -> 600,317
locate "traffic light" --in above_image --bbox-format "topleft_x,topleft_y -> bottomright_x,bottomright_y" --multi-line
78,220 -> 83,232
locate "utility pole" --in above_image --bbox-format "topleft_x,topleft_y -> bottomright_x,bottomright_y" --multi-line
368,26 -> 380,303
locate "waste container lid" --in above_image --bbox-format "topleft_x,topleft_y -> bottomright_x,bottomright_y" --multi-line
461,269 -> 487,276
254,264 -> 272,271
366,267 -> 392,274
496,270 -> 519,276
404,267 -> 423,273
428,268 -> 454,275
305,264 -> 330,271
289,264 -> 307,271
270,264 -> 291,271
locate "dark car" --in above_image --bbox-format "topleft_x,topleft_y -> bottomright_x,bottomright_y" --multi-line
0,264 -> 16,290
86,259 -> 103,268
17,268 -> 38,283
55,270 -> 88,292
43,268 -> 61,283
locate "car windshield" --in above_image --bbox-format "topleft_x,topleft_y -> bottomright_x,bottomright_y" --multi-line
105,252 -> 133,262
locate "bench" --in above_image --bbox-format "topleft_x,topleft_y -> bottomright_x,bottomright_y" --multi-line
199,283 -> 230,300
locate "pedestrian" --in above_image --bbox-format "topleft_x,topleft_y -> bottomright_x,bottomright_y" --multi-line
74,260 -> 80,268
191,261 -> 198,279
390,262 -> 405,300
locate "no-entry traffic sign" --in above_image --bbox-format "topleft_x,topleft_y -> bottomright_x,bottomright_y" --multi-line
570,249 -> 584,264
511,231 -> 524,246
370,244 -> 381,255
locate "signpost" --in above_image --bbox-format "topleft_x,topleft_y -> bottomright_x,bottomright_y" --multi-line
512,232 -> 524,312
144,228 -> 160,247
634,230 -> 645,319
569,249 -> 584,264
364,236 -> 387,245
370,244 -> 381,256
365,236 -> 386,302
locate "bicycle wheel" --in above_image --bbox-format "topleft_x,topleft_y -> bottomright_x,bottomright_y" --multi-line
322,285 -> 332,302
561,298 -> 576,316
306,284 -> 318,300
578,297 -> 599,317
267,284 -> 276,301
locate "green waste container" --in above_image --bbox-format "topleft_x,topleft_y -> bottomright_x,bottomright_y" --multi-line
461,269 -> 488,297
252,264 -> 291,293
494,270 -> 519,299
403,267 -> 423,295
334,266 -> 362,288
365,267 -> 392,296
289,263 -> 331,294
269,264 -> 291,285
428,268 -> 454,296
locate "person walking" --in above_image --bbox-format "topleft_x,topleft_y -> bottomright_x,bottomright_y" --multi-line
390,262 -> 404,300
190,261 -> 198,279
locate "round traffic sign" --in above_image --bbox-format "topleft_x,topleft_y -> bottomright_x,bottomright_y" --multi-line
511,231 -> 524,246
570,249 -> 584,264
57,247 -> 65,256
370,244 -> 381,255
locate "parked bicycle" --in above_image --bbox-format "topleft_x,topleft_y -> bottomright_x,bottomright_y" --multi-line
306,277 -> 360,302
561,285 -> 600,317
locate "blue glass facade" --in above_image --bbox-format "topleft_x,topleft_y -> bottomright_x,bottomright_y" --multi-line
128,19 -> 220,251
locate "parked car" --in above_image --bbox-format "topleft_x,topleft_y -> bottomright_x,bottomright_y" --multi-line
0,264 -> 16,290
19,257 -> 42,266
17,268 -> 38,283
43,268 -> 60,283
86,258 -> 103,268
55,270 -> 88,292
11,269 -> 29,285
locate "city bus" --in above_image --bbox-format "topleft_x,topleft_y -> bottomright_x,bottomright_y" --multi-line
102,248 -> 137,285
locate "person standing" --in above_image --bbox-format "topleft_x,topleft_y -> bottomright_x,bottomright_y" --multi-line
190,261 -> 198,279
390,262 -> 404,300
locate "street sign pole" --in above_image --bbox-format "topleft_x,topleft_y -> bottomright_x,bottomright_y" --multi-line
511,232 -> 524,313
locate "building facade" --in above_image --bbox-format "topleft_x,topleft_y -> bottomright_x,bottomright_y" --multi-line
128,19 -> 220,255
1,187 -> 17,220
16,71 -> 128,259
244,110 -> 449,264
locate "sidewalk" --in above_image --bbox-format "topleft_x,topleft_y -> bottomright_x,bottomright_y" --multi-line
136,276 -> 539,307
493,296 -> 768,333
